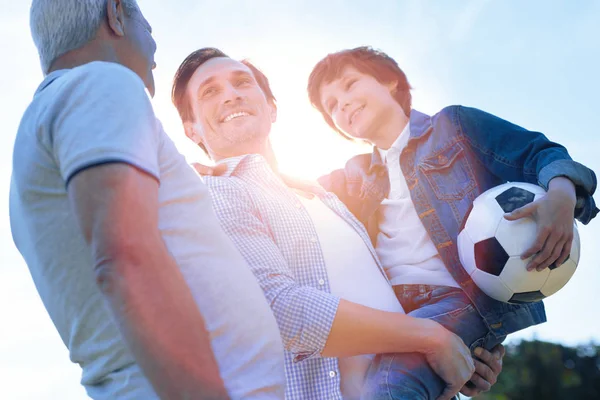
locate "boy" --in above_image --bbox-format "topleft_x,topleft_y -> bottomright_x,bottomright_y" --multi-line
308,46 -> 598,398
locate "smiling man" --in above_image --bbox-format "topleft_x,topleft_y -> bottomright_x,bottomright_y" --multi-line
172,47 -> 508,400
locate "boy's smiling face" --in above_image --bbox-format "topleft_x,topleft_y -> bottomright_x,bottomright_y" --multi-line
318,66 -> 403,144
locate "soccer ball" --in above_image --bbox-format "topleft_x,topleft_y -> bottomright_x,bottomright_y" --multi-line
457,182 -> 580,304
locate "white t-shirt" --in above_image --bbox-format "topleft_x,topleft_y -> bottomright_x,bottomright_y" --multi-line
376,123 -> 459,288
9,62 -> 285,399
297,194 -> 404,400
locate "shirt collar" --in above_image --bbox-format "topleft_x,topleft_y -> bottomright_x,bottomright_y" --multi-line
215,154 -> 250,177
35,69 -> 69,95
215,153 -> 326,195
377,122 -> 410,164
369,109 -> 434,172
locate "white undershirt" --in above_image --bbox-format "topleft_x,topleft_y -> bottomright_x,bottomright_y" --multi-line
376,123 -> 460,289
297,194 -> 404,400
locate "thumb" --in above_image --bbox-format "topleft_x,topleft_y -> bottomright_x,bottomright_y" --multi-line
211,163 -> 228,176
191,162 -> 219,176
503,202 -> 537,221
492,343 -> 506,359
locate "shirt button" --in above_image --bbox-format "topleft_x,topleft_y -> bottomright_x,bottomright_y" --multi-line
318,279 -> 325,286
310,237 -> 318,243
295,203 -> 302,209
329,371 -> 336,378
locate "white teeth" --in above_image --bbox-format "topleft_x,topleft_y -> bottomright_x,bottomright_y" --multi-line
223,111 -> 250,122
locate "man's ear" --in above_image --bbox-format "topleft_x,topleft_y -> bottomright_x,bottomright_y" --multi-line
184,122 -> 203,145
269,101 -> 278,123
106,0 -> 126,37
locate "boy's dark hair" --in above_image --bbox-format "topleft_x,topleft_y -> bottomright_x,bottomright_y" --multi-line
307,46 -> 412,139
171,47 -> 276,153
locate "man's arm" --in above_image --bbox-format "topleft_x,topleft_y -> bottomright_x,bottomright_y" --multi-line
209,178 -> 475,398
68,163 -> 228,400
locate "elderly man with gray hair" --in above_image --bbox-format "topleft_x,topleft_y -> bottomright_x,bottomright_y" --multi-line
9,1 -> 285,399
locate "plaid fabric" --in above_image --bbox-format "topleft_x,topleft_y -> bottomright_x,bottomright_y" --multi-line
205,154 -> 388,400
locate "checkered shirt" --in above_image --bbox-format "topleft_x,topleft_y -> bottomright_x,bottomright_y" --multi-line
204,154 -> 388,400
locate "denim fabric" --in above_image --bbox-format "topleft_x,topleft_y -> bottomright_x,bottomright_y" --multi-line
361,285 -> 505,400
319,106 -> 598,338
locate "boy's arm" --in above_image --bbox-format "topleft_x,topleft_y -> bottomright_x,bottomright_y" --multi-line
457,106 -> 598,270
456,105 -> 597,223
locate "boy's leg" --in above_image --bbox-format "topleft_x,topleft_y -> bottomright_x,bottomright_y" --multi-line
361,286 -> 505,400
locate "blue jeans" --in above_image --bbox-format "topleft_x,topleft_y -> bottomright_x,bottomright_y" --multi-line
361,285 -> 506,400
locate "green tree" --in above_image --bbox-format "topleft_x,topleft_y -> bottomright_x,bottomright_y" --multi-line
477,340 -> 600,400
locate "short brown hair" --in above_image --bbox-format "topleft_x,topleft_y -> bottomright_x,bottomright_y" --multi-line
171,47 -> 276,153
307,46 -> 412,139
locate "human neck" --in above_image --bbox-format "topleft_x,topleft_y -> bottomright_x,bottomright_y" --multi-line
48,33 -> 118,74
371,107 -> 410,150
257,140 -> 279,173
213,138 -> 279,173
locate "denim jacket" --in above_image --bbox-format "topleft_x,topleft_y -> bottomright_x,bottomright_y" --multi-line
319,106 -> 598,337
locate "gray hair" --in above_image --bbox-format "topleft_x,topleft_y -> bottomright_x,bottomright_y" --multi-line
30,0 -> 140,74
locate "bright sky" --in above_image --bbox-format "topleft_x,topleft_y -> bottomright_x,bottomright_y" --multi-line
1,1 -> 599,398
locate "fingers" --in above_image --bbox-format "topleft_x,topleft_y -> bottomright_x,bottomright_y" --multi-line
191,162 -> 214,176
473,359 -> 496,387
459,383 -> 481,398
554,234 -> 573,267
212,163 -> 228,175
469,372 -> 492,393
521,225 -> 549,261
492,343 -> 506,359
475,346 -> 503,375
459,349 -> 501,397
503,202 -> 537,221
527,231 -> 561,271
191,162 -> 227,176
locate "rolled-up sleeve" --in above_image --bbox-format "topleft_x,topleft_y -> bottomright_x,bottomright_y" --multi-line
538,159 -> 598,224
207,178 -> 340,360
456,105 -> 598,224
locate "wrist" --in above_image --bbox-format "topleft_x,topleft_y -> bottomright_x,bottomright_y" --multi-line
416,319 -> 446,354
548,177 -> 577,204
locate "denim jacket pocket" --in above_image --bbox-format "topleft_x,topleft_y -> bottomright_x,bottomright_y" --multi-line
419,142 -> 477,200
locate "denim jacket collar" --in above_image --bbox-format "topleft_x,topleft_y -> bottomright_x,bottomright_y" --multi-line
368,109 -> 434,173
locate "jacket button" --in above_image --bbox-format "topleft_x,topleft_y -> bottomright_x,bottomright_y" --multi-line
438,155 -> 448,164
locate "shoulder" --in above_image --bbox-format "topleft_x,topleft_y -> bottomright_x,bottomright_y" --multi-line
430,105 -> 461,124
438,105 -> 498,122
205,176 -> 255,209
430,105 -> 501,131
60,62 -> 149,105
73,61 -> 144,86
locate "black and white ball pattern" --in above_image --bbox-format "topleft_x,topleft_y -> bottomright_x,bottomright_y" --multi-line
457,182 -> 580,304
